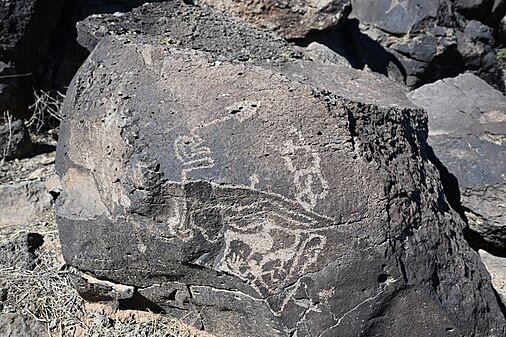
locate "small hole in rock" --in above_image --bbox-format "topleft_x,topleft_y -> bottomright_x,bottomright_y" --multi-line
377,273 -> 389,283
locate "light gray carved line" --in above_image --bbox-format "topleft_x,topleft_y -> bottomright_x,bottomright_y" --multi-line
174,134 -> 215,181
218,214 -> 327,296
206,181 -> 335,223
317,290 -> 385,337
279,126 -> 329,212
173,101 -> 261,182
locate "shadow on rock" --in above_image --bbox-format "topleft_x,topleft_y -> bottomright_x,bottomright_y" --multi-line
293,18 -> 407,85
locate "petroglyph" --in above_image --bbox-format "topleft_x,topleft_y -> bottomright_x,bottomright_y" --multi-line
173,101 -> 260,181
174,134 -> 215,181
215,190 -> 333,297
280,127 -> 329,212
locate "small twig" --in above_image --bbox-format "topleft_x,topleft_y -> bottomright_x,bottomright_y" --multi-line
1,111 -> 13,166
0,72 -> 32,79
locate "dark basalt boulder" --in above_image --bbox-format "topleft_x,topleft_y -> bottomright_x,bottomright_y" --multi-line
408,73 -> 506,255
56,25 -> 506,336
0,0 -> 64,118
350,0 -> 502,90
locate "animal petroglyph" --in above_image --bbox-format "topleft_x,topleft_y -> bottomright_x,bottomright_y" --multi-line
280,127 -> 329,212
219,206 -> 327,297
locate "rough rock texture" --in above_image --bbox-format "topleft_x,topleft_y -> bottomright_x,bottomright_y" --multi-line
0,233 -> 44,270
0,176 -> 59,226
0,120 -> 33,161
56,32 -> 506,336
408,73 -> 506,255
0,314 -> 47,337
200,0 -> 351,39
76,1 -> 295,62
479,249 -> 506,304
295,19 -> 407,85
350,0 -> 502,90
0,0 -> 64,118
453,0 -> 506,29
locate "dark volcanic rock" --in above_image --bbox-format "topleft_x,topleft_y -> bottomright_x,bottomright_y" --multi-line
0,233 -> 44,270
76,1 -> 296,62
200,0 -> 352,39
0,0 -> 64,118
350,0 -> 502,90
0,120 -> 33,161
453,0 -> 506,29
408,73 -> 506,255
56,32 -> 506,336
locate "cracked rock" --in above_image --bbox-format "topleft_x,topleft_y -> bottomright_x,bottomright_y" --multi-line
55,29 -> 506,336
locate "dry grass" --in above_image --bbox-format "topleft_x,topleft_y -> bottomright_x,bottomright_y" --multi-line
0,221 -> 213,337
27,90 -> 64,132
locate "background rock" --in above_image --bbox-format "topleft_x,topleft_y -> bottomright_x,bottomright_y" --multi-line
479,249 -> 506,304
56,31 -> 506,336
349,0 -> 502,90
0,0 -> 64,118
0,120 -> 33,161
453,0 -> 506,29
200,0 -> 351,39
407,73 -> 506,255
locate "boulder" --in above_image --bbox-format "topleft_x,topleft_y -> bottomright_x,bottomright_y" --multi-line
0,0 -> 64,118
200,0 -> 352,39
350,0 -> 502,90
0,119 -> 33,161
408,74 -> 506,255
56,30 -> 506,336
0,177 -> 58,226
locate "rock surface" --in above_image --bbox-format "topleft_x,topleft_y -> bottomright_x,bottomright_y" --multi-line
350,0 -> 502,90
76,1 -> 295,62
0,120 -> 33,161
408,73 -> 506,255
453,0 -> 506,28
0,233 -> 44,270
0,314 -> 47,337
200,0 -> 351,39
56,30 -> 506,336
0,0 -> 64,118
479,249 -> 506,304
